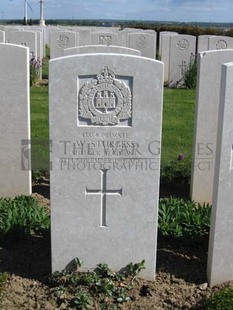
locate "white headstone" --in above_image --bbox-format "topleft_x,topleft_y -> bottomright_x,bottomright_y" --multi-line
159,31 -> 178,57
46,26 -> 60,47
63,45 -> 141,56
34,30 -> 43,60
191,50 -> 233,203
160,33 -> 178,83
49,53 -> 163,280
4,26 -> 21,43
207,62 -> 233,287
197,35 -> 210,53
50,31 -> 77,59
9,30 -> 37,59
127,32 -> 156,59
76,29 -> 91,46
25,26 -> 47,57
0,43 -> 31,197
208,36 -> 233,51
168,34 -> 196,87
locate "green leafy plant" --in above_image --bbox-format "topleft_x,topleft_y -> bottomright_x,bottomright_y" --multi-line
0,195 -> 50,237
78,271 -> 99,287
73,292 -> 93,309
95,263 -> 115,278
116,288 -> 131,303
158,197 -> 211,237
126,260 -> 146,277
32,169 -> 48,184
51,285 -> 67,298
95,278 -> 115,297
49,259 -> 145,308
199,287 -> 233,310
0,272 -> 8,298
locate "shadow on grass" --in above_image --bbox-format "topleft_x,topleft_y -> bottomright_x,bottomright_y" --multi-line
159,177 -> 190,199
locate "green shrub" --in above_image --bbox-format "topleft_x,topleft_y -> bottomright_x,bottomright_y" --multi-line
158,197 -> 211,237
200,287 -> 233,310
0,195 -> 50,236
183,54 -> 197,89
161,160 -> 191,184
32,169 -> 49,184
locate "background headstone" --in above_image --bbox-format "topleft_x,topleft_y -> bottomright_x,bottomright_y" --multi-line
127,32 -> 156,59
197,35 -> 210,53
50,53 -> 163,280
50,31 -> 77,59
159,31 -> 178,57
76,28 -> 91,46
4,26 -> 21,43
190,49 -> 233,203
168,34 -> 196,87
9,30 -> 37,59
0,43 -> 31,197
208,36 -> 233,51
207,62 -> 233,287
160,32 -> 178,83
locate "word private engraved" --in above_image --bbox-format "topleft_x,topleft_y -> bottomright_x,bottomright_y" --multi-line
79,67 -> 132,126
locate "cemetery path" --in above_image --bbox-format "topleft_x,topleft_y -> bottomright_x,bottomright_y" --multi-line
0,183 -> 232,309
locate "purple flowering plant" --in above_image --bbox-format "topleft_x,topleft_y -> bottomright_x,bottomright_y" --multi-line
30,57 -> 42,86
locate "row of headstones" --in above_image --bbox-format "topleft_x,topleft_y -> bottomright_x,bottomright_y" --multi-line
1,42 -> 233,287
160,32 -> 233,86
2,24 -> 233,89
51,29 -> 233,88
0,25 -> 156,59
49,28 -> 156,59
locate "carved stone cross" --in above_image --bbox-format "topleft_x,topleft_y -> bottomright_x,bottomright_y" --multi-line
85,169 -> 123,227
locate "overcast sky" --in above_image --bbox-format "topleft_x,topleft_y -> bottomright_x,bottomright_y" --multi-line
2,0 -> 233,23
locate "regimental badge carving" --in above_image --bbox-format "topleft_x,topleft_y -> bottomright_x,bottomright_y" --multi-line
79,67 -> 132,125
57,35 -> 70,47
216,40 -> 227,49
98,35 -> 112,46
177,39 -> 189,50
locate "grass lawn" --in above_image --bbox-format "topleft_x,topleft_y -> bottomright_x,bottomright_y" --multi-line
161,87 -> 196,179
30,86 -> 49,170
30,82 -> 196,187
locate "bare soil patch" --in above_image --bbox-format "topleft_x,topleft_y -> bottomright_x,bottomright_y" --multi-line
0,182 -> 231,309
